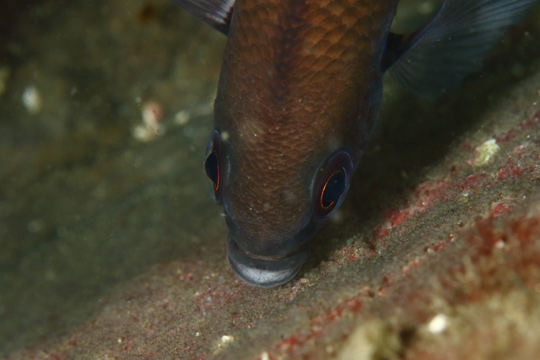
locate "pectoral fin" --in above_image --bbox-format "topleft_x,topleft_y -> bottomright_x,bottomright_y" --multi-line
384,0 -> 538,97
171,0 -> 235,35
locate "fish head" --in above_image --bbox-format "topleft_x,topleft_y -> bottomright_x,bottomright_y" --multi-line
203,112 -> 358,287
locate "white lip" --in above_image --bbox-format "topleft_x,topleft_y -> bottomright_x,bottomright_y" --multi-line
229,258 -> 300,288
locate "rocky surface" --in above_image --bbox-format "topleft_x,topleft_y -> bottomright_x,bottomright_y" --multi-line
1,0 -> 540,359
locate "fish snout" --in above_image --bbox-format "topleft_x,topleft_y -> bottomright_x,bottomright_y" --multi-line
227,236 -> 309,288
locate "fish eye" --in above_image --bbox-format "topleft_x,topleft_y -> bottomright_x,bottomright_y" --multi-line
204,130 -> 223,203
314,150 -> 353,218
205,152 -> 219,190
321,169 -> 346,209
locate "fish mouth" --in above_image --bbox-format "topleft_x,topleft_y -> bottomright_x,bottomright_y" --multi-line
227,238 -> 309,288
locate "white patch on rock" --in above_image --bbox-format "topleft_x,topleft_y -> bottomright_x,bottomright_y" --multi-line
475,138 -> 500,166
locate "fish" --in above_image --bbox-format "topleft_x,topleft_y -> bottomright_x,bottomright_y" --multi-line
171,0 -> 537,287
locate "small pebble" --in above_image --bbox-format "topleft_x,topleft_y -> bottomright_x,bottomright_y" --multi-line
22,85 -> 42,114
427,314 -> 448,333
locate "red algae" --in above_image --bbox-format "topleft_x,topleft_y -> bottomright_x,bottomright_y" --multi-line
495,110 -> 540,144
496,157 -> 535,180
489,199 -> 515,217
456,174 -> 486,193
375,180 -> 450,239
268,292 -> 366,359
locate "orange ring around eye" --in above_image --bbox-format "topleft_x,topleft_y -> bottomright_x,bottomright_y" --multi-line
214,158 -> 220,192
320,168 -> 345,210
205,151 -> 220,192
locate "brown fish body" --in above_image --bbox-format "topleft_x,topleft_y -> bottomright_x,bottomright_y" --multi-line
215,0 -> 399,260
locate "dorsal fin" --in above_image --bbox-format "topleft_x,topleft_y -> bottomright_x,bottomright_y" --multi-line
171,0 -> 235,35
384,0 -> 538,97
